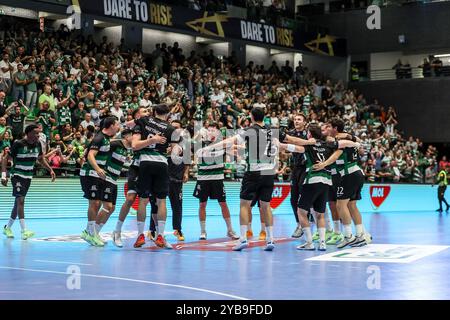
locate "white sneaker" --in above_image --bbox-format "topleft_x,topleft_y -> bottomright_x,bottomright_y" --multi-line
296,242 -> 315,251
264,241 -> 275,251
337,235 -> 357,249
232,240 -> 248,251
163,240 -> 173,249
199,232 -> 207,240
97,233 -> 107,245
350,234 -> 368,247
291,225 -> 304,238
365,232 -> 373,244
227,230 -> 240,240
112,231 -> 123,248
318,240 -> 326,251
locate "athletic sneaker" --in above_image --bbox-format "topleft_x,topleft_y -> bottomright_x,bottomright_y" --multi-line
227,230 -> 239,240
318,241 -> 326,251
174,230 -> 185,241
91,234 -> 105,247
96,233 -> 107,245
3,226 -> 13,238
291,225 -> 303,238
326,232 -> 344,245
134,234 -> 146,248
199,232 -> 207,240
326,230 -> 334,241
21,229 -> 34,240
155,234 -> 172,249
112,231 -> 123,248
336,235 -> 357,249
350,234 -> 368,247
246,230 -> 253,238
147,230 -> 156,241
259,230 -> 266,241
365,232 -> 373,244
264,241 -> 275,251
312,232 -> 319,241
296,242 -> 315,251
232,240 -> 248,251
81,229 -> 93,245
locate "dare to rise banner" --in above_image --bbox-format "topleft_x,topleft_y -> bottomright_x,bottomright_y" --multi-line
77,0 -> 346,56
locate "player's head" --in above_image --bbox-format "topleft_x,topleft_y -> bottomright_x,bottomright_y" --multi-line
25,124 -> 40,144
102,116 -> 120,137
171,119 -> 182,130
250,107 -> 265,123
154,104 -> 170,119
307,123 -> 323,140
330,118 -> 345,134
321,123 -> 330,137
207,123 -> 220,142
133,106 -> 149,120
121,128 -> 133,144
294,114 -> 307,130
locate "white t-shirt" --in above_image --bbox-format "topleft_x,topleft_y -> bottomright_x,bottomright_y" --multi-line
80,120 -> 95,129
0,60 -> 11,79
209,91 -> 225,104
110,107 -> 124,122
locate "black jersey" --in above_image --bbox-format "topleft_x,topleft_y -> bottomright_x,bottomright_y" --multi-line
303,140 -> 339,185
336,133 -> 363,176
133,116 -> 178,165
237,123 -> 278,172
288,128 -> 308,168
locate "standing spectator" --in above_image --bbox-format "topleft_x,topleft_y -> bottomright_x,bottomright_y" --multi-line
0,52 -> 13,93
25,63 -> 39,112
36,101 -> 56,140
12,63 -> 27,102
38,85 -> 56,112
7,102 -> 28,141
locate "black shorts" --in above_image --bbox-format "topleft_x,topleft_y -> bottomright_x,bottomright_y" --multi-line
127,165 -> 139,194
11,175 -> 32,198
193,180 -> 226,203
102,180 -> 118,205
291,166 -> 307,191
240,171 -> 275,203
328,174 -> 342,202
137,161 -> 169,199
298,183 -> 329,213
80,176 -> 104,201
336,171 -> 365,201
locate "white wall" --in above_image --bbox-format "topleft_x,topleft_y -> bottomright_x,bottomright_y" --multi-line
207,42 -> 230,58
245,45 -> 296,69
93,26 -> 123,46
142,29 -> 196,55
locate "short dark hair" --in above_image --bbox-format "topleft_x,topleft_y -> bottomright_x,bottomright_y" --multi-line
171,119 -> 182,126
251,107 -> 265,122
208,122 -> 219,129
25,124 -> 39,135
295,113 -> 307,122
121,128 -> 133,136
101,116 -> 118,129
154,104 -> 170,116
330,118 -> 345,133
308,123 -> 323,140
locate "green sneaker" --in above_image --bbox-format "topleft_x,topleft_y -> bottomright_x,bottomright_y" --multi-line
3,226 -> 14,238
91,234 -> 105,247
326,230 -> 334,240
21,229 -> 35,240
81,230 -> 94,245
326,232 -> 344,245
312,232 -> 320,241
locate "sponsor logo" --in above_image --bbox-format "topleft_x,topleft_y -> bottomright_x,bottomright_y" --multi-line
306,244 -> 449,263
370,185 -> 391,209
270,185 -> 290,209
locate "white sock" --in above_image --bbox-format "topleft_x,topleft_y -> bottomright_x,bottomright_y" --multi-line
260,222 -> 266,232
200,220 -> 206,233
333,221 -> 341,234
95,223 -> 102,233
266,226 -> 274,242
303,227 -> 312,243
311,209 -> 318,224
88,221 -> 96,235
224,218 -> 232,231
19,219 -> 26,231
318,227 -> 326,242
324,210 -> 333,232
137,221 -> 145,235
355,224 -> 364,237
344,224 -> 352,238
158,220 -> 166,235
240,225 -> 248,241
115,220 -> 124,232
7,218 -> 15,228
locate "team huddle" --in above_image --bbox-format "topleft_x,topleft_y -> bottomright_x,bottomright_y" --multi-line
1,105 -> 372,251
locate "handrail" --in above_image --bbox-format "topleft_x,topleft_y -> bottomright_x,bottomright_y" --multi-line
365,66 -> 450,81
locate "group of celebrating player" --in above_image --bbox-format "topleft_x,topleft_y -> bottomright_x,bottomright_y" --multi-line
1,103 -> 372,252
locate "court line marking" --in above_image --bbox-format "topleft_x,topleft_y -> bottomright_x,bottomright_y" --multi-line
34,260 -> 93,266
0,266 -> 249,300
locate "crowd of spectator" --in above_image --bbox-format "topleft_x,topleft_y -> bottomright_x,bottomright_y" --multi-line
0,18 -> 444,184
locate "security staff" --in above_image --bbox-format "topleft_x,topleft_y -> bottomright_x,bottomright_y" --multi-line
436,169 -> 449,212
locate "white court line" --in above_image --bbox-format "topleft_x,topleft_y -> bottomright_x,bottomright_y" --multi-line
329,265 -> 340,268
34,260 -> 92,266
0,266 -> 249,300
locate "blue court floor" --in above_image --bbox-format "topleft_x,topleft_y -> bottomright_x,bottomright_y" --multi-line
1,210 -> 450,300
